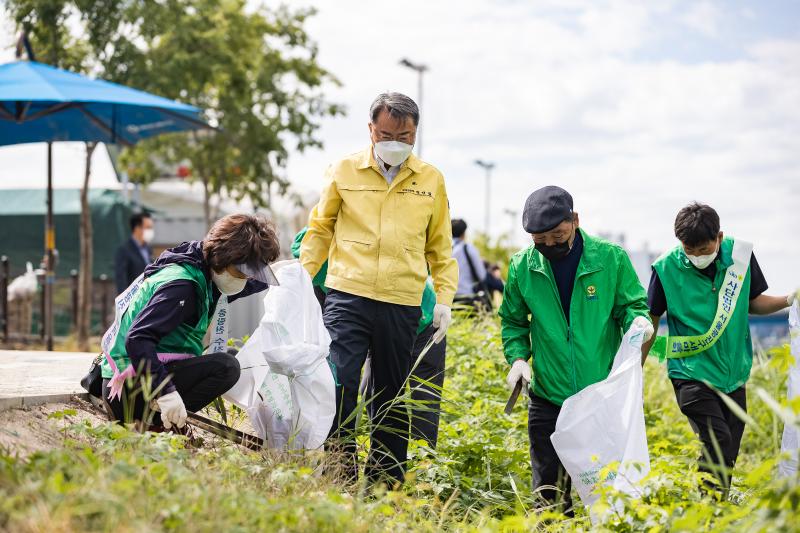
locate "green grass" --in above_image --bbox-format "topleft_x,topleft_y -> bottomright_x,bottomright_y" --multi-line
1,315 -> 799,532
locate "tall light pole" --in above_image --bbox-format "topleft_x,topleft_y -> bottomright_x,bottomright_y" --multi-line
503,208 -> 518,244
399,58 -> 428,157
474,160 -> 495,235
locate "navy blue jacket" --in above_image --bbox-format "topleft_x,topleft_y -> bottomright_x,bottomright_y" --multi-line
114,238 -> 152,294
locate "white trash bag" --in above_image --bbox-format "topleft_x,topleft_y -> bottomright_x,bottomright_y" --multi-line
224,262 -> 336,450
550,321 -> 651,518
778,301 -> 800,478
224,328 -> 295,447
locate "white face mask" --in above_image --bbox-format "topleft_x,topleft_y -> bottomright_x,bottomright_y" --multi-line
212,269 -> 247,295
686,243 -> 719,269
142,228 -> 155,244
374,141 -> 413,166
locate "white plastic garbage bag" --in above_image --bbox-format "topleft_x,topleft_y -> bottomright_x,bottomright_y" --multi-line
550,321 -> 651,517
224,262 -> 336,450
778,301 -> 800,478
224,328 -> 295,446
7,262 -> 38,301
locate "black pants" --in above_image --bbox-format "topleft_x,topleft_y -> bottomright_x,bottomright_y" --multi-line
409,323 -> 446,448
103,352 -> 240,425
324,289 -> 421,484
528,392 -> 573,516
672,379 -> 746,489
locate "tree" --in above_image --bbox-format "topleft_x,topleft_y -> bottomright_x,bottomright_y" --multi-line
6,0 -> 342,350
113,0 -> 344,227
78,142 -> 96,346
6,0 -> 97,350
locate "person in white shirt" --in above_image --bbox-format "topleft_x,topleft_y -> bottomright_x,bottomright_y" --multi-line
451,218 -> 489,308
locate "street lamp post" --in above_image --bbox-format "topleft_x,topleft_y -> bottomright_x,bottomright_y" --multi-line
503,208 -> 518,244
399,58 -> 428,157
475,160 -> 495,236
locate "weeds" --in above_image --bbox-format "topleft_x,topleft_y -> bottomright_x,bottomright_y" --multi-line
1,314 -> 798,531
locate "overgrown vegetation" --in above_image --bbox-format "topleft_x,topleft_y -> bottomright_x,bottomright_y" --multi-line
1,315 -> 798,531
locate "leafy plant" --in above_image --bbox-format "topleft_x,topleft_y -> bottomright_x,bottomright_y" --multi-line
1,315 -> 798,532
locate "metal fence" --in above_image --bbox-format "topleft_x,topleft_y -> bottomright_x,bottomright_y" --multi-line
1,255 -> 113,344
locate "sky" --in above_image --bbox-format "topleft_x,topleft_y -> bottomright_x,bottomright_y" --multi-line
0,1 -> 798,291
279,0 -> 800,292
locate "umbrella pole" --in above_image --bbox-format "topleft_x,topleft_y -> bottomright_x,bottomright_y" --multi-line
45,142 -> 54,351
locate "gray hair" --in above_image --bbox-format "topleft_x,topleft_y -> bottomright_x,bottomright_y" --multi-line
369,92 -> 419,126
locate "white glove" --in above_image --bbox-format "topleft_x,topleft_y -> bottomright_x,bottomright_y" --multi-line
157,391 -> 187,429
788,288 -> 800,307
432,304 -> 451,344
633,316 -> 654,342
506,359 -> 531,391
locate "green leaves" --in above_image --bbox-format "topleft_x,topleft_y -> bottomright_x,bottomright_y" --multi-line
5,0 -> 343,226
0,314 -> 797,531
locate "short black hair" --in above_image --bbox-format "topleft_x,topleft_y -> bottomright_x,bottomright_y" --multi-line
452,218 -> 467,239
130,212 -> 151,232
370,92 -> 420,126
674,203 -> 720,247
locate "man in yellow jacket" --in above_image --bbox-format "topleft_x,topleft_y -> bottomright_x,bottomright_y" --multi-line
301,92 -> 458,485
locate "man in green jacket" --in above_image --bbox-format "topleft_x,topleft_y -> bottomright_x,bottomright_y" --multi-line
499,186 -> 653,515
642,202 -> 797,492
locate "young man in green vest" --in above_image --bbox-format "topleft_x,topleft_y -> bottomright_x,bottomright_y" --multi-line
642,202 -> 798,491
499,185 -> 653,515
101,214 -> 280,431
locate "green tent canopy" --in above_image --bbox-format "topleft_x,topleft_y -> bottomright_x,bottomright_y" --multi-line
0,188 -> 133,278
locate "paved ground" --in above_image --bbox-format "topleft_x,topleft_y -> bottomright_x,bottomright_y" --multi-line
0,350 -> 259,453
0,350 -> 96,398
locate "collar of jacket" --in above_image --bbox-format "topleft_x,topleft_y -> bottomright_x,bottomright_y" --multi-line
356,145 -> 423,174
527,228 -> 604,278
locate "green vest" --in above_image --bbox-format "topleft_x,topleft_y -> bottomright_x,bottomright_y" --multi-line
652,237 -> 753,393
100,263 -> 214,379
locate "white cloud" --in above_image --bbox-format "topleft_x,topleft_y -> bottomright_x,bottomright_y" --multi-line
681,1 -> 722,37
1,1 -> 797,291
283,0 -> 799,291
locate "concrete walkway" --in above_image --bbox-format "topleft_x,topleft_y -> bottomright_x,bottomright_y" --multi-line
0,350 -> 96,398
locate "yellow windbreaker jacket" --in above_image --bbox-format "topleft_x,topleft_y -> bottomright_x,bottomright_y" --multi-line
300,147 -> 458,306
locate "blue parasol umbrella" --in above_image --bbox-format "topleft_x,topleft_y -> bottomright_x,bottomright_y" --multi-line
0,60 -> 209,349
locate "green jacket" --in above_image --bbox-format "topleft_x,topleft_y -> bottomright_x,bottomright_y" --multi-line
293,227 -> 435,334
653,237 -> 753,393
100,263 -> 213,379
292,228 -> 328,293
499,229 -> 650,406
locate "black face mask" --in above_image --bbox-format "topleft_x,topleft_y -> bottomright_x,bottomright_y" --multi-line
535,239 -> 572,261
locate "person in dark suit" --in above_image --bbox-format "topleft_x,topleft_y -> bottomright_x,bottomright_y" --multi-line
115,212 -> 154,294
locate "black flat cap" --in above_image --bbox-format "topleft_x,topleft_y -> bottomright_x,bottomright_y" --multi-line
522,185 -> 574,233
